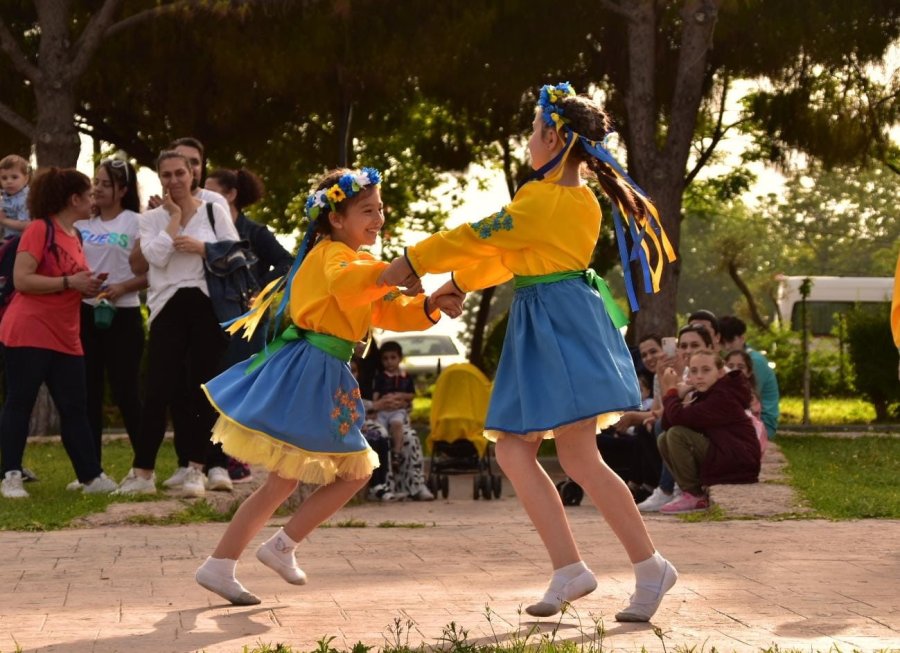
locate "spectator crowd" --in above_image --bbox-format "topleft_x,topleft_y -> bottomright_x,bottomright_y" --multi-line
0,143 -> 780,513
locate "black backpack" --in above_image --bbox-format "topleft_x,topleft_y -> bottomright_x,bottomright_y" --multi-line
0,220 -> 74,320
203,203 -> 260,323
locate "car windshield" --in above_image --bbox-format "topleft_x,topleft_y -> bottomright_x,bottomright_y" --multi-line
390,336 -> 459,356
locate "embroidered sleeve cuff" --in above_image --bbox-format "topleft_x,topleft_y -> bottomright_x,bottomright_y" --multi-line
403,246 -> 422,278
451,272 -> 466,294
423,297 -> 440,325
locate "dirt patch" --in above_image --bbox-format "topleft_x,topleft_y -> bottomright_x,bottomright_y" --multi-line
72,469 -> 271,527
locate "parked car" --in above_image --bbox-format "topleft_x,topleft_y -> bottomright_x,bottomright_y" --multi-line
373,331 -> 468,376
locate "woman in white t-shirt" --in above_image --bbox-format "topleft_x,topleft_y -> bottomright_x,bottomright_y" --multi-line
74,160 -> 146,483
115,151 -> 239,498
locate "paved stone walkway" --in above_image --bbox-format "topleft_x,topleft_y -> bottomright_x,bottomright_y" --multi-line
3,481 -> 899,653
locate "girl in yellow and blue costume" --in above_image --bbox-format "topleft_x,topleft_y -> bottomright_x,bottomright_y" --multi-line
195,167 -> 458,606
383,83 -> 679,623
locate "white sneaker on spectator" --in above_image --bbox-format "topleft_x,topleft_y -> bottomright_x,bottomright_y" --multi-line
1,470 -> 28,499
412,487 -> 435,501
66,479 -> 82,491
83,473 -> 118,494
206,467 -> 233,492
182,467 -> 206,497
113,469 -> 157,495
637,487 -> 673,513
162,466 -> 190,488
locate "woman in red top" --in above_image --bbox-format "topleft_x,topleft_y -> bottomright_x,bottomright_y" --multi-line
0,168 -> 118,499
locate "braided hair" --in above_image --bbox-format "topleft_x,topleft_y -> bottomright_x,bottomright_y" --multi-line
550,94 -> 646,222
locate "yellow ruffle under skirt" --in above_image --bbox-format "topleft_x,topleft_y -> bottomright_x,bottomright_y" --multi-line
485,410 -> 623,443
210,414 -> 379,484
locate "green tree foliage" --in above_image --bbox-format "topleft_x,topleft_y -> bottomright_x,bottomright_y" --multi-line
845,305 -> 900,420
760,163 -> 900,277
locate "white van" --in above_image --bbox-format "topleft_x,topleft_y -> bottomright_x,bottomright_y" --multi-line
776,275 -> 894,335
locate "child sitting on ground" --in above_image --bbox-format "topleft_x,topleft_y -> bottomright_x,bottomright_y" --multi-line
372,340 -> 416,455
0,154 -> 31,240
656,349 -> 762,514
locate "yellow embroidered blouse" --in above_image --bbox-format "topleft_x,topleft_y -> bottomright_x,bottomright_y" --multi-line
292,239 -> 439,340
405,181 -> 601,292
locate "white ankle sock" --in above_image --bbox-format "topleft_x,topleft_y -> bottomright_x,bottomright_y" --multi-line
203,556 -> 237,576
257,528 -> 307,585
615,551 -> 678,622
195,557 -> 260,606
634,551 -> 667,586
265,527 -> 299,556
525,560 -> 597,618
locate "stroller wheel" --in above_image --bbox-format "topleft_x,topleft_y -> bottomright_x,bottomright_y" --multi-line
426,474 -> 437,495
491,475 -> 502,498
440,474 -> 449,499
479,474 -> 492,501
559,480 -> 583,506
473,475 -> 480,500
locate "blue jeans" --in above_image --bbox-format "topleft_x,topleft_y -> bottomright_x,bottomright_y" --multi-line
654,418 -> 675,493
0,346 -> 103,482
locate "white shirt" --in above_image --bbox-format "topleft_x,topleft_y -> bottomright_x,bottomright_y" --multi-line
140,201 -> 239,324
196,187 -> 230,215
75,210 -> 142,308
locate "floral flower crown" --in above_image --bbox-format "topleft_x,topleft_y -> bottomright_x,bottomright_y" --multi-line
304,167 -> 382,221
538,82 -> 576,131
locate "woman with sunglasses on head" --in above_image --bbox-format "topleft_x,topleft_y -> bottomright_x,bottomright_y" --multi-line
67,159 -> 147,489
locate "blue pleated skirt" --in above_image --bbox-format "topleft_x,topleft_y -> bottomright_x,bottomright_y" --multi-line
485,277 -> 640,436
201,339 -> 377,483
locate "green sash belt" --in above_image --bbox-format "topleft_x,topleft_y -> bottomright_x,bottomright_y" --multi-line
245,324 -> 355,374
513,270 -> 628,328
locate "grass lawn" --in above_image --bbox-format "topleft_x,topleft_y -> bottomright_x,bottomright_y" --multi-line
421,394 -> 888,427
778,436 -> 900,519
779,396 -> 878,425
0,439 -> 214,531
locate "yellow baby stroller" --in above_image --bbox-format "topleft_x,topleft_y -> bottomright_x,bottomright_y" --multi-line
426,363 -> 502,500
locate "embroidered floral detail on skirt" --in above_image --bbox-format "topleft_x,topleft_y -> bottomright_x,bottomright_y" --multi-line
331,387 -> 362,438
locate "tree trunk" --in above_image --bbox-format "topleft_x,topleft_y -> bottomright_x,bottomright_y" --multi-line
726,260 -> 768,329
631,180 -> 683,339
33,83 -> 81,167
620,0 -> 721,341
468,137 -> 515,370
467,287 -> 495,372
29,385 -> 60,436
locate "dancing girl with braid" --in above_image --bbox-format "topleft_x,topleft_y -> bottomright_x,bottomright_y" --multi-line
381,83 -> 679,622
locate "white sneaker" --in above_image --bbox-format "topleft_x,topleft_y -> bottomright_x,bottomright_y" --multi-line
206,466 -> 233,492
113,469 -> 157,495
637,487 -> 673,513
412,486 -> 435,501
83,473 -> 118,494
66,479 -> 82,491
162,466 -> 190,488
181,467 -> 206,497
1,470 -> 28,499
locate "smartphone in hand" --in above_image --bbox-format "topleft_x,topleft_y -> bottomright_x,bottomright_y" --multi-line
662,337 -> 677,357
